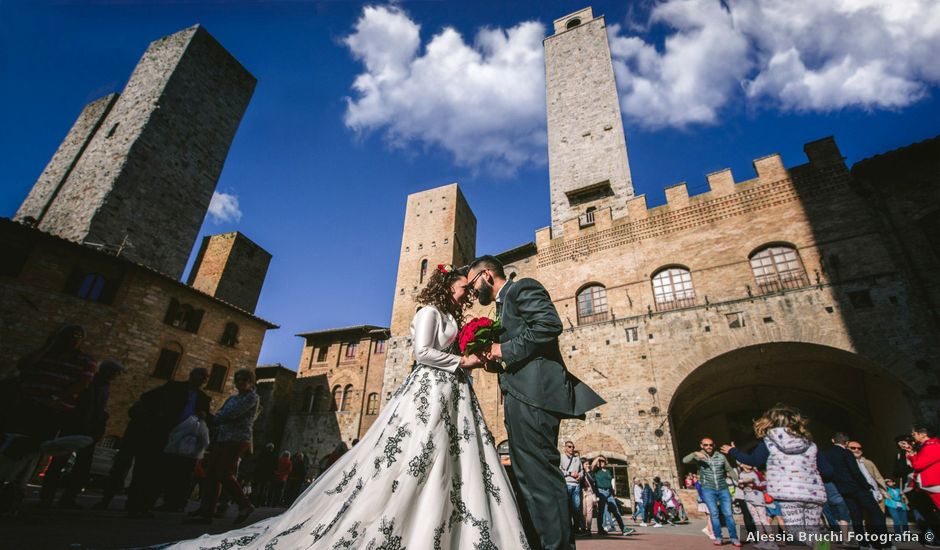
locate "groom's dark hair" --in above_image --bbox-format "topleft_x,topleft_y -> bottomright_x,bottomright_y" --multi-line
468,255 -> 506,279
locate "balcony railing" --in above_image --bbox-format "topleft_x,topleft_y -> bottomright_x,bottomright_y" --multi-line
756,271 -> 809,294
578,310 -> 610,325
654,294 -> 697,312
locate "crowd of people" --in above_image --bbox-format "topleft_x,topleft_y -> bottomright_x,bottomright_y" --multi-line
0,325 -> 334,524
681,405 -> 940,549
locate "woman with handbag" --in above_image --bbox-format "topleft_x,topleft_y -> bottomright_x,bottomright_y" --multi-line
579,457 -> 598,536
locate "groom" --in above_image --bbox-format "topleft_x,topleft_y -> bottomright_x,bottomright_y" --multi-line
467,256 -> 605,550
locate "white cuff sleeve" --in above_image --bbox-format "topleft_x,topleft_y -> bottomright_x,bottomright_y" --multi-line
413,309 -> 461,373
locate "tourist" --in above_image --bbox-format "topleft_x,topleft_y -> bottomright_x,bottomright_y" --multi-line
632,478 -> 644,523
896,433 -> 940,543
40,360 -> 123,508
683,437 -> 741,546
285,451 -> 307,504
737,464 -> 777,550
579,457 -> 598,537
126,368 -> 210,517
7,325 -> 97,440
884,478 -> 909,535
722,405 -> 831,548
159,410 -> 210,512
559,441 -> 587,536
590,456 -> 635,536
909,424 -> 940,512
251,443 -> 277,507
685,472 -> 695,489
185,368 -> 260,525
651,476 -> 670,525
641,480 -> 657,527
820,432 -> 889,549
848,440 -> 887,507
268,450 -> 292,507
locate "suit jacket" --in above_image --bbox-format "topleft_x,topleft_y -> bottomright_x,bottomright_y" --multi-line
820,444 -> 871,496
496,278 -> 605,418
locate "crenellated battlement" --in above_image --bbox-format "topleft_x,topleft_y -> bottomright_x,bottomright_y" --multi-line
536,137 -> 846,259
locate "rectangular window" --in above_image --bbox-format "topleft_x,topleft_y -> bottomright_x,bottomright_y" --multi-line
366,393 -> 379,415
152,348 -> 181,380
316,345 -> 329,362
848,290 -> 874,309
345,342 -> 358,358
374,339 -> 387,354
207,363 -> 228,392
726,312 -> 746,329
625,327 -> 639,342
64,268 -> 121,304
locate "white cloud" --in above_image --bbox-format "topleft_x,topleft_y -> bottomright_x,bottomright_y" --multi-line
343,6 -> 547,175
207,191 -> 242,224
609,0 -> 940,128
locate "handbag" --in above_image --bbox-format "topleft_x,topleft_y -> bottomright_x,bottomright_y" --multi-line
764,492 -> 774,504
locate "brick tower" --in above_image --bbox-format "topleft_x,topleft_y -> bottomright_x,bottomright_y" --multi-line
544,7 -> 634,235
15,25 -> 256,279
187,232 -> 271,313
380,183 -> 477,402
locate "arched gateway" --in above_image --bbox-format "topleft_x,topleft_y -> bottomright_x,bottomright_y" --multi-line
669,342 -> 916,477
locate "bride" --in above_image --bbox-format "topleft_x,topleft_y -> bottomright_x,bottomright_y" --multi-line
158,264 -> 530,549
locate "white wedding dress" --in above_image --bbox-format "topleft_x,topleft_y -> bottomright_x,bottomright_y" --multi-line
159,305 -> 529,550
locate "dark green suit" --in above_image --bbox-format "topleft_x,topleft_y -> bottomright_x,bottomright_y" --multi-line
496,278 -> 605,549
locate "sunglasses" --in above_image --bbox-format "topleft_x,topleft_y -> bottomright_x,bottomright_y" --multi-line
466,269 -> 489,288
701,443 -> 714,447
848,446 -> 862,451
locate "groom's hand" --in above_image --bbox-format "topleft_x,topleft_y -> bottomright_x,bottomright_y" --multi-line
488,343 -> 502,360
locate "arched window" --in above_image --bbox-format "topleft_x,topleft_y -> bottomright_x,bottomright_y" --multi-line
366,393 -> 379,415
164,298 -> 204,333
340,384 -> 354,412
303,387 -> 315,413
207,362 -> 228,392
652,267 -> 695,311
419,259 -> 428,283
152,342 -> 183,380
220,322 -> 239,347
749,245 -> 808,294
566,17 -> 581,29
576,284 -> 608,325
332,385 -> 342,411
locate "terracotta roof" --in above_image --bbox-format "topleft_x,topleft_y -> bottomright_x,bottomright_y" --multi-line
1,217 -> 279,329
296,325 -> 389,339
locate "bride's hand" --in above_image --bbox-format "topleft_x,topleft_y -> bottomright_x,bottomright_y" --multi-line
459,354 -> 483,369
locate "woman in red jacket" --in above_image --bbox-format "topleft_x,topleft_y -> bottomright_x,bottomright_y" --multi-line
908,424 -> 940,510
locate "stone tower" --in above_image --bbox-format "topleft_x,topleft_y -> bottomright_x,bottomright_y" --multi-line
544,7 -> 633,235
380,183 -> 477,402
188,232 -> 271,313
15,25 -> 256,279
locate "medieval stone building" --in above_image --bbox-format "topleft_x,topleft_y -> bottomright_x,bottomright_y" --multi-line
379,7 -> 940,486
1,25 -> 276,440
281,325 -> 390,466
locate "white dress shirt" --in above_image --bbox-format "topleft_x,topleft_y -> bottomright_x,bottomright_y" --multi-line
411,305 -> 461,373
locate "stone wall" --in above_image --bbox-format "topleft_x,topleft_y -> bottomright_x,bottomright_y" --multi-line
0,220 -> 275,440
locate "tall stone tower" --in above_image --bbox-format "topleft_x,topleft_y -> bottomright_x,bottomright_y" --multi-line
380,183 -> 476,402
188,232 -> 271,313
544,7 -> 633,235
15,25 -> 256,279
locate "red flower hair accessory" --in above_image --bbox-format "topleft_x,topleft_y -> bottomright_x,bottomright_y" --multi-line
437,264 -> 453,275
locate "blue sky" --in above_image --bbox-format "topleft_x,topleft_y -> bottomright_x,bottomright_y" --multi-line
2,1 -> 938,369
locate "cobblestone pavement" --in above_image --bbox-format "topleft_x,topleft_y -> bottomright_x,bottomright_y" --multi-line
6,489 -> 929,550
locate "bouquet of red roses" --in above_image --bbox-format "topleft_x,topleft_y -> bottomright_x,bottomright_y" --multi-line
458,317 -> 501,356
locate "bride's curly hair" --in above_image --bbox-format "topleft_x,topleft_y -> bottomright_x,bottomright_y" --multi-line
416,265 -> 472,329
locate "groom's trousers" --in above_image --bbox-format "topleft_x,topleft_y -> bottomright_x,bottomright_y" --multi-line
504,393 -> 573,550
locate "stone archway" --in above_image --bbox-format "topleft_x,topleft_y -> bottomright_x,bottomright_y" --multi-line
668,342 -> 916,475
